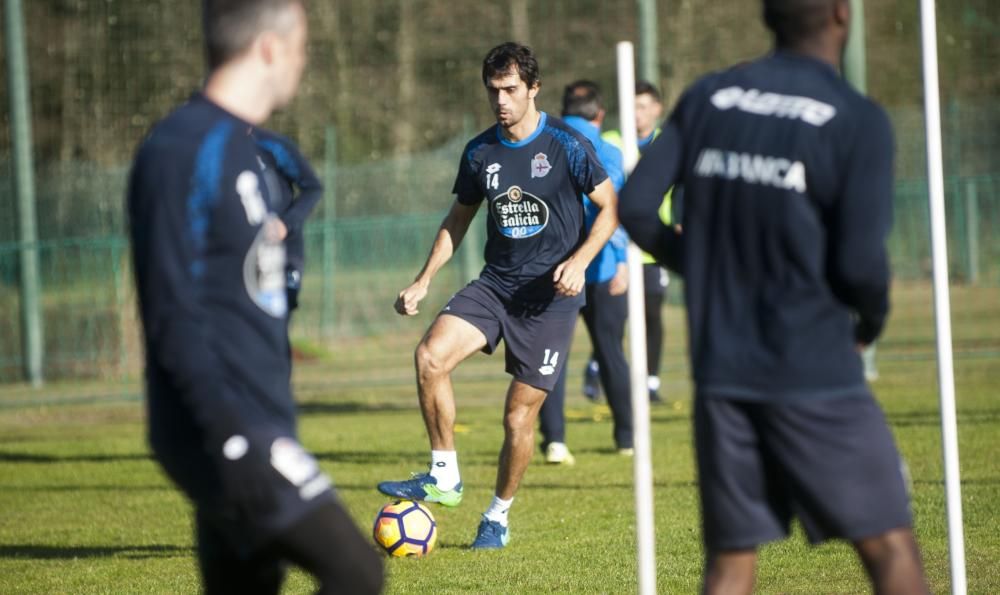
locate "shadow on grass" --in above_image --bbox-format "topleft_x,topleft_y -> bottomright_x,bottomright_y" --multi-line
0,484 -> 168,492
886,407 -> 1000,428
297,401 -> 417,416
0,544 -> 191,560
0,451 -> 150,463
913,478 -> 1000,486
313,450 -> 425,465
524,480 -> 697,490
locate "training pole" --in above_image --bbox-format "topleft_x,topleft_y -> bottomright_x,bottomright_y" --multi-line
919,0 -> 967,593
617,41 -> 656,595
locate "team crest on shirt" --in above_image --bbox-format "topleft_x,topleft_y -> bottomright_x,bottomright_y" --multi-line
492,185 -> 550,239
530,152 -> 552,178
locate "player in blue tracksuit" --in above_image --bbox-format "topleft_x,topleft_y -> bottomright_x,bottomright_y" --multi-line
378,43 -> 618,549
539,80 -> 632,463
127,2 -> 381,593
253,128 -> 323,314
618,1 -> 929,593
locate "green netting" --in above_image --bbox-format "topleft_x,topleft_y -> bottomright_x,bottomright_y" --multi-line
0,0 -> 998,383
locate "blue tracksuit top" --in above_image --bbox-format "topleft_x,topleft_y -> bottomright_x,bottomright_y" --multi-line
561,115 -> 628,284
619,50 -> 894,403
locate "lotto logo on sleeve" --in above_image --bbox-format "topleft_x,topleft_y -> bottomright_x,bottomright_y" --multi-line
491,185 -> 550,239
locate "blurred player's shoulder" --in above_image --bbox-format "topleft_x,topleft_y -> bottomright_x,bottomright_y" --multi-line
253,126 -> 295,148
138,94 -> 245,160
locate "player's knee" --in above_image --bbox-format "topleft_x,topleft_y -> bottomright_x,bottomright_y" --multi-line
503,407 -> 536,436
414,342 -> 448,381
855,527 -> 921,568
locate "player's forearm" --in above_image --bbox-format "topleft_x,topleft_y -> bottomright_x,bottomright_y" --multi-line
279,164 -> 323,232
830,251 -> 890,344
414,209 -> 470,286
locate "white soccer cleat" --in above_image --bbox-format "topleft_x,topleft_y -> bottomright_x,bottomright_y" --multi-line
545,442 -> 576,465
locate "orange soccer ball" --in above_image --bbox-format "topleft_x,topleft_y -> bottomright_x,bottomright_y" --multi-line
372,500 -> 438,557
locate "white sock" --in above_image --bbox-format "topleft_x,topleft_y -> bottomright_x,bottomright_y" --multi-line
647,375 -> 661,391
429,450 -> 460,491
484,495 -> 513,526
587,359 -> 600,373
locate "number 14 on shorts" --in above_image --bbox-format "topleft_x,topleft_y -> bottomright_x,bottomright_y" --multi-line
539,349 -> 559,376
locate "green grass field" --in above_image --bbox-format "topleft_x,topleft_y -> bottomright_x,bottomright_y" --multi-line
0,283 -> 998,593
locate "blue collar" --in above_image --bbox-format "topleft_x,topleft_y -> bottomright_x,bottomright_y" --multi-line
497,112 -> 547,148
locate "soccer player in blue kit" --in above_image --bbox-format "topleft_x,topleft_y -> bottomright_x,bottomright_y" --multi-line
127,1 -> 382,592
618,0 -> 929,593
378,42 -> 619,549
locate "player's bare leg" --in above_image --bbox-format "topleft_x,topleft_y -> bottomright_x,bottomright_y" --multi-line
469,379 -> 547,549
378,313 -> 485,507
702,549 -> 756,595
495,380 -> 547,499
414,314 -> 487,449
853,528 -> 930,595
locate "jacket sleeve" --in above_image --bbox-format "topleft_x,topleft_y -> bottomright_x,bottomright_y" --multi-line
827,105 -> 895,344
260,138 -> 324,236
618,120 -> 684,274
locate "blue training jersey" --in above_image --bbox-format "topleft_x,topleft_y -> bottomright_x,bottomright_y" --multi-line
453,112 -> 608,310
561,115 -> 628,284
128,94 -> 297,460
620,50 -> 894,403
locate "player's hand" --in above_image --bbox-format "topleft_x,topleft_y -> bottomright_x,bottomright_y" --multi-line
553,257 -> 586,297
265,217 -> 288,242
608,263 -> 629,296
395,281 -> 429,316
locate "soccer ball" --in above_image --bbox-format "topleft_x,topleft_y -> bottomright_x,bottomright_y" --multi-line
373,500 -> 438,557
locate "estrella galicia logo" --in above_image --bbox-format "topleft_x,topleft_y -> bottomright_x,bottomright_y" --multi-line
492,185 -> 550,239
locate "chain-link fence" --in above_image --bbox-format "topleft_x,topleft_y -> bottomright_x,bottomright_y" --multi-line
1,0 -> 998,383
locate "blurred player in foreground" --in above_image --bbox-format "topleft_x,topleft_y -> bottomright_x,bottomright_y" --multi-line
379,42 -> 618,549
618,0 -> 929,593
538,80 -> 632,464
127,1 -> 382,592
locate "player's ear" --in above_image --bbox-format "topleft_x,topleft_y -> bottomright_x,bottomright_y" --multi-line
257,31 -> 278,66
834,0 -> 850,30
528,82 -> 540,100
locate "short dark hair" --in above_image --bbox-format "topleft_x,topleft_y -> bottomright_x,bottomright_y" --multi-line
561,80 -> 603,121
763,0 -> 839,46
203,0 -> 302,70
635,80 -> 662,103
481,42 -> 540,89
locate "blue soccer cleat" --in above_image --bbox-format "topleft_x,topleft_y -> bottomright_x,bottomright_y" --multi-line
470,516 -> 510,549
377,473 -> 463,507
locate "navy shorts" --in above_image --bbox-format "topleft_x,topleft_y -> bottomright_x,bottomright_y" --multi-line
441,280 -> 578,392
694,394 -> 912,551
150,404 -> 334,556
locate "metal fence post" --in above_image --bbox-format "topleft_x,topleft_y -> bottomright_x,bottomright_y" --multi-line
843,0 -> 867,94
5,0 -> 44,386
964,179 -> 979,285
636,0 -> 659,87
321,126 -> 338,339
